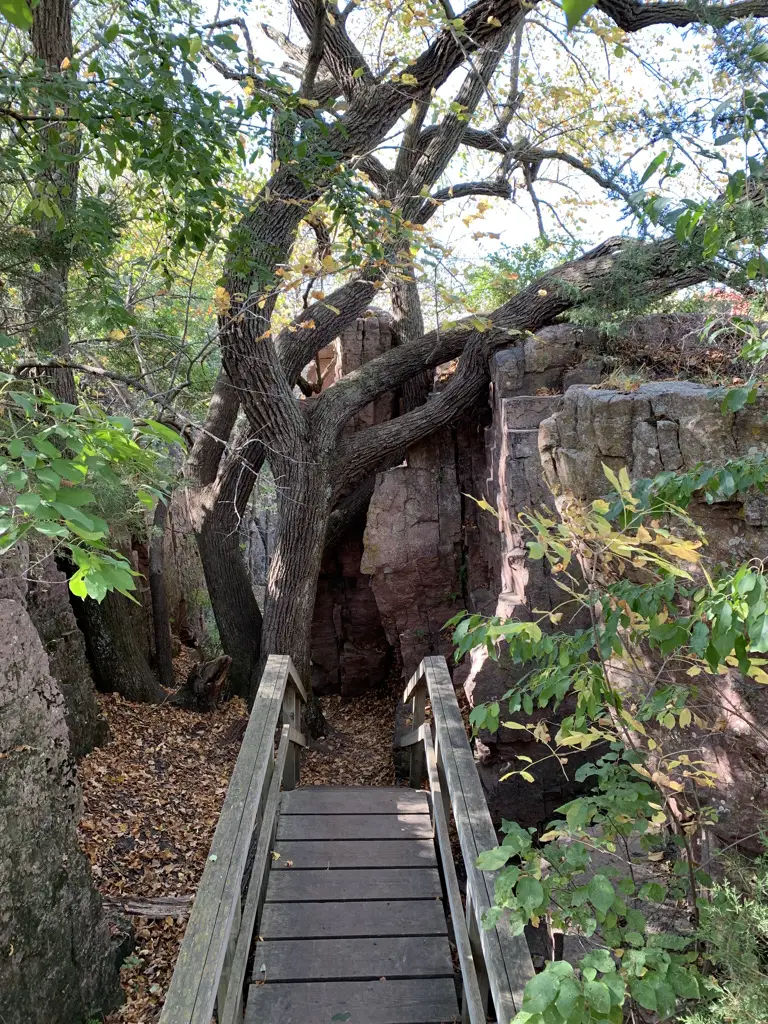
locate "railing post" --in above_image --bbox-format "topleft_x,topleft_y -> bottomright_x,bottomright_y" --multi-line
463,892 -> 490,1021
282,659 -> 307,792
409,677 -> 427,789
282,684 -> 300,791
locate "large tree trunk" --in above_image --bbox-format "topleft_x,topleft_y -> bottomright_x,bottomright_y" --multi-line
149,500 -> 175,689
196,500 -> 262,699
259,459 -> 332,683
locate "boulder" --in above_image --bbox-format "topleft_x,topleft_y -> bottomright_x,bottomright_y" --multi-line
0,536 -> 107,757
0,599 -> 128,1023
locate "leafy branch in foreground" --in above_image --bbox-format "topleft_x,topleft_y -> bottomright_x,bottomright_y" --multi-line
0,376 -> 177,600
449,464 -> 768,1024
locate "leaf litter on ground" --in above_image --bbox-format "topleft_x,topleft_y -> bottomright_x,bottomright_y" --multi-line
78,675 -> 397,1022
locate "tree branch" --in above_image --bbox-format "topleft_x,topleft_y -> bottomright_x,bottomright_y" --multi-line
598,0 -> 768,32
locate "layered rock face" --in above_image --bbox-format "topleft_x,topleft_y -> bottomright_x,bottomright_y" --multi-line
0,599 -> 126,1023
0,536 -> 107,757
310,312 -> 398,696
540,382 -> 768,851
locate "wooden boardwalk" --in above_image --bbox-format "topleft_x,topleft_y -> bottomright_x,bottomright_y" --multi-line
245,786 -> 459,1023
160,657 -> 534,1024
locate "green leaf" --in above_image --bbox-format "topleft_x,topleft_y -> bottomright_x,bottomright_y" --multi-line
751,42 -> 768,61
630,978 -> 657,1010
69,570 -> 88,599
562,0 -> 595,29
581,948 -> 615,973
8,438 -> 23,458
522,970 -> 559,1014
555,977 -> 581,1019
104,23 -> 120,43
588,875 -> 615,914
476,847 -> 514,871
0,0 -> 32,30
16,492 -> 42,513
53,487 -> 94,507
640,151 -> 668,185
584,979 -> 611,1016
667,964 -> 699,999
36,468 -> 62,490
516,876 -> 544,913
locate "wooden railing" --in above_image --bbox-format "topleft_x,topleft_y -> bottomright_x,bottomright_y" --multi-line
399,656 -> 535,1023
159,655 -> 306,1024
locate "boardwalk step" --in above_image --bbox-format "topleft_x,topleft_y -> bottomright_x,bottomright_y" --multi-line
251,936 -> 454,982
271,838 -> 437,869
265,866 -> 443,902
260,899 -> 448,939
276,813 -> 433,841
245,977 -> 460,1024
280,786 -> 430,815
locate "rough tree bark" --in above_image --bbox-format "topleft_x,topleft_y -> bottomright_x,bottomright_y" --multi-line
25,0 -> 78,404
149,499 -> 175,690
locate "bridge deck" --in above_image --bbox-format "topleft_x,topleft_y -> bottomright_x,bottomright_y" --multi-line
244,786 -> 460,1024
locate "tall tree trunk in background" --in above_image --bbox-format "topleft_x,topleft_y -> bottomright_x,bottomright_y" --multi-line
185,373 -> 263,698
71,561 -> 164,703
25,0 -> 78,403
391,275 -> 432,412
149,500 -> 175,690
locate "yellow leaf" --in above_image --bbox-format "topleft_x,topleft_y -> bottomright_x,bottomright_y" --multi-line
326,9 -> 336,25
487,15 -> 502,26
311,290 -> 326,300
686,666 -> 701,677
679,707 -> 692,727
400,72 -> 419,86
60,56 -> 71,70
321,254 -> 341,273
298,97 -> 320,108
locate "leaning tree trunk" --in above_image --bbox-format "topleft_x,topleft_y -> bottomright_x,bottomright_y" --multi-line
196,500 -> 262,700
149,499 -> 175,689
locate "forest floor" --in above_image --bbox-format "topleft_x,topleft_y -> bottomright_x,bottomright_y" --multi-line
78,666 -> 398,1023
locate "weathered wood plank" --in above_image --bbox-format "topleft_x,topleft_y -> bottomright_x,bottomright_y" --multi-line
272,839 -> 437,869
276,813 -> 433,841
280,786 -> 429,815
259,899 -> 448,939
264,867 -> 443,902
424,656 -> 535,1017
409,682 -> 427,788
159,655 -> 290,1024
219,725 -> 290,1024
245,978 -> 460,1024
251,936 -> 454,982
423,730 -> 486,1024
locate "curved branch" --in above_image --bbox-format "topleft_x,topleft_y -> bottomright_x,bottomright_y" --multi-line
598,0 -> 768,31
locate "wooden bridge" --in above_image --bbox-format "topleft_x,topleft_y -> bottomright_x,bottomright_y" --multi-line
159,655 -> 534,1024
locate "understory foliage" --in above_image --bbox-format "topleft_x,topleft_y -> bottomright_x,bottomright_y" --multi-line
453,456 -> 768,1022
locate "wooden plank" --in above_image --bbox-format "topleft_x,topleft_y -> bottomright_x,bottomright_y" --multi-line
280,786 -> 429,815
260,899 -> 448,939
398,721 -> 430,750
282,685 -> 300,791
286,656 -> 308,702
159,655 -> 289,1024
245,978 -> 460,1024
272,839 -> 437,869
277,813 -> 433,841
264,867 -> 443,902
102,896 -> 193,919
252,936 -> 454,982
425,656 -> 534,1018
409,684 -> 427,788
219,726 -> 290,1024
423,730 -> 486,1024
403,662 -> 426,704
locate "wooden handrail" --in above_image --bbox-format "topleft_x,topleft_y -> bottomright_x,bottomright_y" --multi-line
159,655 -> 306,1024
399,655 -> 535,1021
